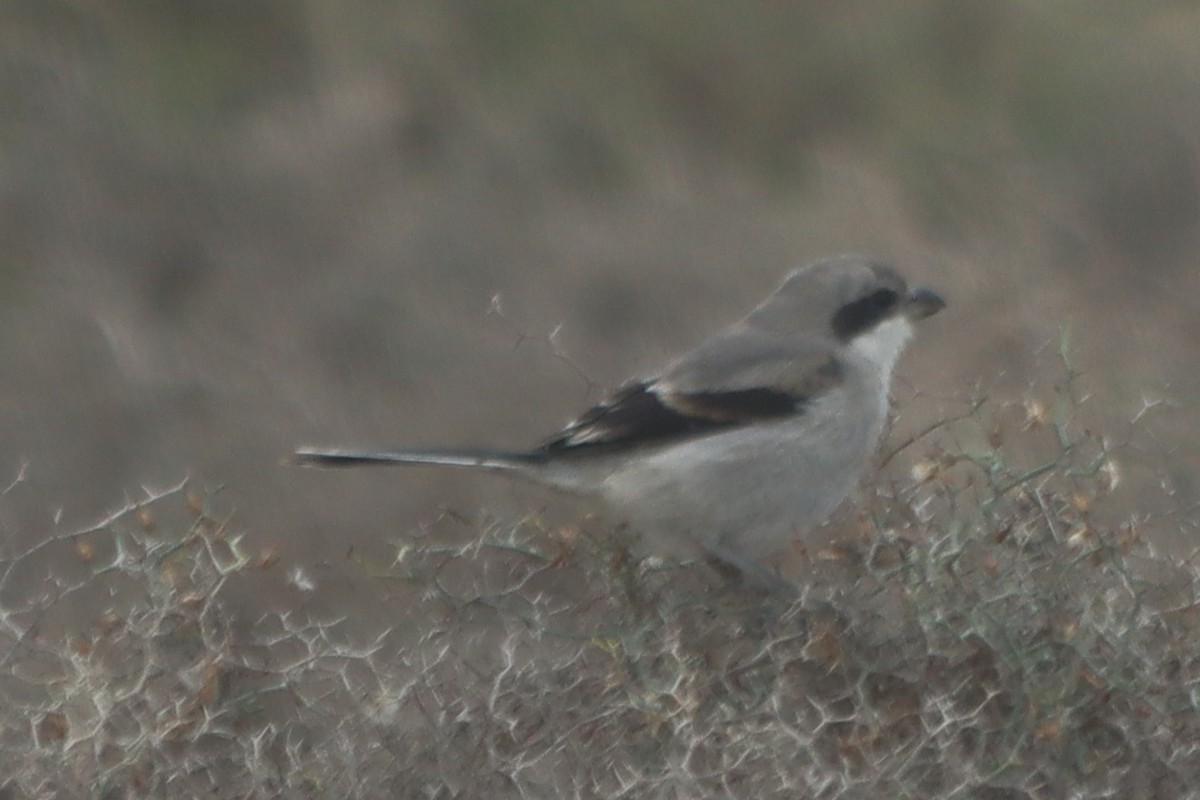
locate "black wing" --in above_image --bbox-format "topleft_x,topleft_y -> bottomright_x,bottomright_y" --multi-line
538,379 -> 807,456
537,325 -> 844,457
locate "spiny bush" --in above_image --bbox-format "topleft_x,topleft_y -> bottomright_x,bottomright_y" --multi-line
2,354 -> 1196,798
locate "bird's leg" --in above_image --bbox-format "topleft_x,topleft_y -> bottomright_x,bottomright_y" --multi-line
703,542 -> 799,599
700,542 -> 809,637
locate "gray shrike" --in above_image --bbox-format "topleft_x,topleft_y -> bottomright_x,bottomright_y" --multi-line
295,255 -> 944,585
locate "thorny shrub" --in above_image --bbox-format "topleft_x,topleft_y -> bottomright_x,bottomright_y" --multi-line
2,348 -> 1198,799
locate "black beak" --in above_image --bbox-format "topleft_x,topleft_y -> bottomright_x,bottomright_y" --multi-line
905,287 -> 945,320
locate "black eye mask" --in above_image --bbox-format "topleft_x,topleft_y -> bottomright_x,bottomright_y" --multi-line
830,288 -> 900,341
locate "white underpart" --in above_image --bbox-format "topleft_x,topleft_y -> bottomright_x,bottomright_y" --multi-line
849,316 -> 914,389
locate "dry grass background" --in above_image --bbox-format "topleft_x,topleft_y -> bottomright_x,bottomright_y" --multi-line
0,2 -> 1198,797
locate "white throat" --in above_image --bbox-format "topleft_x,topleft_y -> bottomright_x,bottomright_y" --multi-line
849,317 -> 914,388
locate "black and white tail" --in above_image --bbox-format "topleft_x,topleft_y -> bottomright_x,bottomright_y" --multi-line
291,447 -> 542,472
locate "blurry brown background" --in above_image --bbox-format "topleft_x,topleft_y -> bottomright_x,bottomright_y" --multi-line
1,2 -> 1197,602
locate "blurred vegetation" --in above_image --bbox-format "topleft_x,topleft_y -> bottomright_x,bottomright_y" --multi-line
3,1 -> 1196,251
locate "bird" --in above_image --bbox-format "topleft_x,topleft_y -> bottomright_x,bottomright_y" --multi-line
294,255 -> 944,589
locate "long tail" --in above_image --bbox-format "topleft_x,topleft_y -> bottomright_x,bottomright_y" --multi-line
291,446 -> 543,472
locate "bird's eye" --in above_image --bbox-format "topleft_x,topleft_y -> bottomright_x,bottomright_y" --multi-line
868,289 -> 898,312
830,288 -> 900,341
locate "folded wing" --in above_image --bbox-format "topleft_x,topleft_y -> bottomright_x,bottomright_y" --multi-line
539,326 -> 842,455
